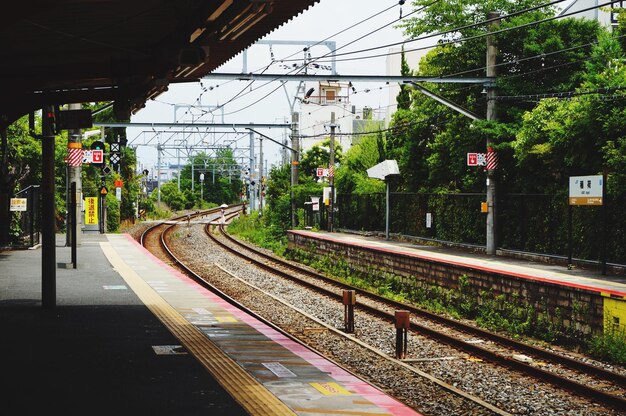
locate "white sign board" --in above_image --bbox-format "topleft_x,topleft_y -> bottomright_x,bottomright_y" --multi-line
323,187 -> 331,205
10,198 -> 27,211
311,196 -> 320,211
569,175 -> 603,205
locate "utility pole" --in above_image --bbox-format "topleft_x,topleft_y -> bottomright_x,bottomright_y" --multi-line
329,112 -> 336,232
258,137 -> 263,215
157,143 -> 162,205
67,103 -> 82,246
249,130 -> 256,213
291,112 -> 299,227
486,11 -> 500,255
41,105 -> 56,308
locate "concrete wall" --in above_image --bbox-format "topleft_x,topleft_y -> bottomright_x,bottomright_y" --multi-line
287,231 -> 609,337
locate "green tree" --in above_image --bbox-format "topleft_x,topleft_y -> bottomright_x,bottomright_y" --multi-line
0,116 -> 43,243
389,0 -> 601,193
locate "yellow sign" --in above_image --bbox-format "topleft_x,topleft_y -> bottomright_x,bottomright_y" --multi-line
310,382 -> 351,396
10,198 -> 27,212
85,197 -> 98,225
568,197 -> 603,206
481,202 -> 488,213
602,294 -> 626,335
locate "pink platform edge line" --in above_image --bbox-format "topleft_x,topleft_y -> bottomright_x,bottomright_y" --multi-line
122,234 -> 422,416
290,230 -> 626,298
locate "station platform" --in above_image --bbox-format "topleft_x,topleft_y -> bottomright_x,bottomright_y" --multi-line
290,230 -> 626,298
0,233 -> 420,416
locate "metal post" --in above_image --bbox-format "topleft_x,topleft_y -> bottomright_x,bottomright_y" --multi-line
259,137 -> 263,215
343,290 -> 356,333
602,170 -> 607,275
291,112 -> 299,227
67,103 -> 82,246
70,182 -> 77,268
157,143 -> 162,205
329,112 -> 336,232
249,130 -> 256,213
41,104 -> 56,308
394,310 -> 410,359
485,12 -> 500,255
29,187 -> 35,247
385,181 -> 390,240
568,204 -> 573,268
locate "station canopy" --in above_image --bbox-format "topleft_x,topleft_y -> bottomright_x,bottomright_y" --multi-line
0,0 -> 319,127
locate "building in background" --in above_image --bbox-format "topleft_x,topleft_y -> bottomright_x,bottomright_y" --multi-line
298,81 -> 386,154
385,47 -> 426,125
560,0 -> 624,27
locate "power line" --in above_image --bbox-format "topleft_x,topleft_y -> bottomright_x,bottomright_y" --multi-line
296,0 -> 614,65
198,1 -> 414,118
280,0 -> 569,63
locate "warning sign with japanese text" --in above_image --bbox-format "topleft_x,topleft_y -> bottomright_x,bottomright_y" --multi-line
85,197 -> 98,225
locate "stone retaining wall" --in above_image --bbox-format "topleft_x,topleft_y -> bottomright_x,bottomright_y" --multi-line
287,231 -> 607,337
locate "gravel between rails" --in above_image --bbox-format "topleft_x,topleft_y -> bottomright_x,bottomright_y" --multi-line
157,224 -> 623,416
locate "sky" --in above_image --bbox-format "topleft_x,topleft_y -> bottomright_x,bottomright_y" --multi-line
130,0 -> 418,172
129,0 -> 575,173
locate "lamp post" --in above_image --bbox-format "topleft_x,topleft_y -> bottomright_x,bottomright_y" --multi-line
367,160 -> 401,240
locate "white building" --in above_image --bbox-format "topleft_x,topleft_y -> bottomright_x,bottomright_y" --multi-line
560,0 -> 624,27
385,47 -> 426,125
298,81 -> 386,154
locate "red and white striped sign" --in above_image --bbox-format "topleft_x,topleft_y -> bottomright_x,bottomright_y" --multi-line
486,147 -> 498,171
67,148 -> 83,166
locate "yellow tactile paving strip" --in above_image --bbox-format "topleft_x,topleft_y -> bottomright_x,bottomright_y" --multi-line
101,242 -> 296,416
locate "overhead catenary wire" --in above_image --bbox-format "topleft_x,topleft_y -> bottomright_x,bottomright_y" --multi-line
196,0 -> 595,118
293,0 -> 616,65
192,1 -> 413,119
278,0 -> 570,64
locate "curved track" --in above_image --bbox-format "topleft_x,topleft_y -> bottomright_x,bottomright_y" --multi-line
207,223 -> 626,412
141,210 -> 514,415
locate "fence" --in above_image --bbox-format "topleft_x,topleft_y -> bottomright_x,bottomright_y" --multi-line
334,192 -> 626,265
9,185 -> 41,248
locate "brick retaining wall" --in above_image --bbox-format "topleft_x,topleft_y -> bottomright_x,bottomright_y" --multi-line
287,231 -> 605,336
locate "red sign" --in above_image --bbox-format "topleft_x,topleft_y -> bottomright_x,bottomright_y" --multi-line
114,179 -> 123,188
316,167 -> 325,177
467,153 -> 487,167
92,149 -> 104,164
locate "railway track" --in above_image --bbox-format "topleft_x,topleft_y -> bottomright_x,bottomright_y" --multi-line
205,221 -> 626,412
140,210 -> 514,415
137,211 -> 624,414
